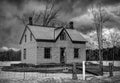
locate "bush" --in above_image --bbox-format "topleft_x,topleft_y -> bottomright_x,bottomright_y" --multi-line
0,79 -> 10,83
11,63 -> 35,67
1,66 -> 12,71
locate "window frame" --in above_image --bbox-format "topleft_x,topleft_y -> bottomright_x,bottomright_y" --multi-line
25,34 -> 27,42
44,47 -> 51,59
30,33 -> 32,41
23,49 -> 26,59
74,48 -> 79,58
60,32 -> 66,40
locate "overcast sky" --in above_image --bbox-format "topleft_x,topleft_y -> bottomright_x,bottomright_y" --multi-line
0,0 -> 120,49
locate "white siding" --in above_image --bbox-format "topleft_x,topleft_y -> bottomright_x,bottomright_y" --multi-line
37,42 -> 60,64
66,43 -> 86,63
20,28 -> 37,64
20,28 -> 86,65
36,30 -> 86,64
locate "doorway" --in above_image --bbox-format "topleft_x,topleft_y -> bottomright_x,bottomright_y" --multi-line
60,48 -> 66,64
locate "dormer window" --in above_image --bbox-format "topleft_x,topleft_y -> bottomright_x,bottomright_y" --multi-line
60,32 -> 66,40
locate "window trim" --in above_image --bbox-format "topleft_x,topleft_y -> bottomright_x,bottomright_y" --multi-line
60,32 -> 66,40
30,33 -> 32,41
25,34 -> 27,42
74,48 -> 79,58
44,47 -> 51,59
23,49 -> 26,59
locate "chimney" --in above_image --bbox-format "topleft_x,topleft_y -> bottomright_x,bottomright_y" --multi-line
69,21 -> 74,29
29,17 -> 33,25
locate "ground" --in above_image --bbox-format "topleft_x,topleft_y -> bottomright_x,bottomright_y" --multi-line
0,75 -> 120,83
1,63 -> 120,83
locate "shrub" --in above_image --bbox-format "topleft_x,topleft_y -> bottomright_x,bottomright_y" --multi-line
0,79 -> 10,83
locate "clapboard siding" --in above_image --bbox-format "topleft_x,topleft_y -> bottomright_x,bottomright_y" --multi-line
36,31 -> 86,64
21,28 -> 37,64
20,25 -> 86,65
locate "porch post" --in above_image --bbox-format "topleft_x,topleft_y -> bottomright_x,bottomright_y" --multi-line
83,61 -> 85,80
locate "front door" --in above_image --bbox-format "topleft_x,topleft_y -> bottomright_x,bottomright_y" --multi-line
60,48 -> 66,64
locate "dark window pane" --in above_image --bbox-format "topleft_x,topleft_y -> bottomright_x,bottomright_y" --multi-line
24,49 -> 26,59
30,33 -> 32,41
60,32 -> 66,40
44,48 -> 51,59
74,48 -> 79,58
25,35 -> 27,42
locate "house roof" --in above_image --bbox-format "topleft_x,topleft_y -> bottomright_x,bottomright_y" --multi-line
27,25 -> 86,42
66,29 -> 86,42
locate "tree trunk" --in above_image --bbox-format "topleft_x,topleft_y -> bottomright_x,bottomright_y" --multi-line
98,35 -> 103,75
97,20 -> 103,75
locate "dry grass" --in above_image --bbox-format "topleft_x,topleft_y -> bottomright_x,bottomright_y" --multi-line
0,79 -> 10,83
0,76 -> 120,83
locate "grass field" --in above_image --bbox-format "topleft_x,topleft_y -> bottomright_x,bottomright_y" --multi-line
0,76 -> 120,83
1,63 -> 120,83
2,63 -> 120,76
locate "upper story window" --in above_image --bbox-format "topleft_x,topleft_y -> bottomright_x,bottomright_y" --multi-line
74,48 -> 79,58
30,33 -> 32,41
23,49 -> 26,59
60,32 -> 66,40
44,48 -> 51,59
25,34 -> 27,42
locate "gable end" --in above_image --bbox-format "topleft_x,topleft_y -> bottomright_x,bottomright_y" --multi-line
19,25 -> 36,44
55,28 -> 72,41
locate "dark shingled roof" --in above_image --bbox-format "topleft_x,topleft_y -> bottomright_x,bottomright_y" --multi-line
28,25 -> 86,42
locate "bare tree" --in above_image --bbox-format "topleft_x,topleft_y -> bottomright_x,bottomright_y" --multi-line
103,28 -> 120,65
35,0 -> 60,26
19,0 -> 65,27
91,2 -> 111,75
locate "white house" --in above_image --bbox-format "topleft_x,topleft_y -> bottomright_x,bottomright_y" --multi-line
20,21 -> 86,65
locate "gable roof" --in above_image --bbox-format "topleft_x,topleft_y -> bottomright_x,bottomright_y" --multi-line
20,25 -> 86,44
66,29 -> 86,42
28,25 -> 63,40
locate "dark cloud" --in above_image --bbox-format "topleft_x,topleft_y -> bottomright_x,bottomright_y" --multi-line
0,0 -> 26,10
0,27 -> 12,47
0,0 -> 120,48
76,24 -> 95,34
6,0 -> 25,5
54,0 -> 96,14
100,0 -> 120,6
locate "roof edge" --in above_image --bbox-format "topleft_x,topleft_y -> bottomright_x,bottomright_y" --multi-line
36,39 -> 86,43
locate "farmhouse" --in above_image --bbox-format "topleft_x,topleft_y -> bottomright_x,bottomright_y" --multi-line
20,21 -> 86,65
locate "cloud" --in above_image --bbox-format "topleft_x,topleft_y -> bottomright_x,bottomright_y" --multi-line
0,0 -> 120,49
0,46 -> 20,51
100,0 -> 120,6
71,11 -> 93,25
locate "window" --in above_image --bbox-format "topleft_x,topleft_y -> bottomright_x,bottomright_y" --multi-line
30,33 -> 32,41
60,32 -> 66,40
44,48 -> 51,59
23,49 -> 26,59
25,34 -> 27,42
74,48 -> 79,58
